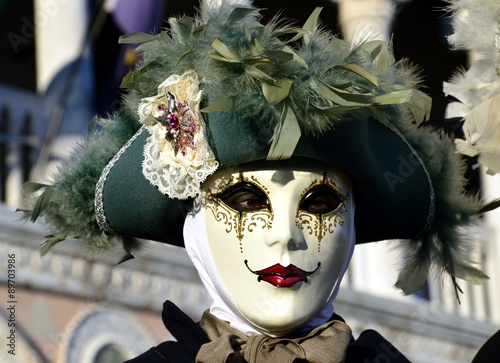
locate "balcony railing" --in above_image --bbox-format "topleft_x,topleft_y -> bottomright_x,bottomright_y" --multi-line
0,85 -> 46,206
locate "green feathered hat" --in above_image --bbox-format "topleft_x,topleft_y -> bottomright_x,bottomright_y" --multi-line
23,3 -> 489,295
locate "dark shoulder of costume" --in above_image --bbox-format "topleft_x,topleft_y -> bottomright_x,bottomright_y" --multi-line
327,313 -> 410,362
472,330 -> 500,363
124,301 -> 209,363
346,329 -> 411,363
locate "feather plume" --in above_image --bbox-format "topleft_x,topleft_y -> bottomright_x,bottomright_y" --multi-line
433,0 -> 500,296
22,108 -> 142,255
445,0 -> 500,175
446,0 -> 500,58
393,119 -> 489,295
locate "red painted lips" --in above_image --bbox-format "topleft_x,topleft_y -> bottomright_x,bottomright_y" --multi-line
245,260 -> 321,288
255,264 -> 308,287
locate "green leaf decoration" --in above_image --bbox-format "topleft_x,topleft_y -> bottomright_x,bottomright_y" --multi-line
310,78 -> 370,107
262,79 -> 293,105
324,38 -> 350,53
251,38 -> 265,55
40,234 -> 65,256
362,41 -> 394,72
209,54 -> 241,63
21,181 -> 50,196
478,198 -> 500,214
201,97 -> 233,112
158,30 -> 170,42
245,64 -> 276,83
244,42 -> 273,66
331,88 -> 375,104
31,187 -> 55,223
243,24 -> 251,42
409,90 -> 432,125
276,28 -> 306,42
366,41 -> 384,59
211,38 -> 241,62
372,89 -> 432,124
228,7 -> 259,24
40,233 -> 77,257
282,45 -> 308,69
372,89 -> 414,104
369,107 -> 391,126
331,82 -> 354,90
339,64 -> 379,87
120,72 -> 140,90
178,16 -> 194,33
192,24 -> 206,36
172,16 -> 194,43
119,61 -> 160,90
263,50 -> 294,63
177,48 -> 195,65
312,104 -> 353,112
119,32 -> 156,45
302,7 -> 322,45
243,56 -> 271,67
454,263 -> 489,285
267,104 -> 302,160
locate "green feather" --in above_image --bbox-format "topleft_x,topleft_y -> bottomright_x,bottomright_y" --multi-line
118,32 -> 156,45
478,198 -> 500,214
22,108 -> 142,254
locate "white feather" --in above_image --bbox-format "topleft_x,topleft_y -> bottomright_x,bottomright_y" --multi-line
447,0 -> 500,57
445,0 -> 500,175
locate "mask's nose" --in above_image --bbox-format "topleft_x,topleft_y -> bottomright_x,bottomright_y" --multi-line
264,195 -> 304,256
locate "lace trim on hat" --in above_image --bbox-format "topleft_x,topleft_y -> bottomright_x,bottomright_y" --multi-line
94,126 -> 146,233
138,70 -> 219,199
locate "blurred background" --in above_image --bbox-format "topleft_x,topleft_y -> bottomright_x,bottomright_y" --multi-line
0,0 -> 499,362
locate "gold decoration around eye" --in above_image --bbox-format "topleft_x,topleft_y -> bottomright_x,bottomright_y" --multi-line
247,210 -> 274,234
295,212 -> 315,236
204,195 -> 235,234
247,175 -> 271,206
204,169 -> 274,253
206,174 -> 235,195
295,178 -> 349,252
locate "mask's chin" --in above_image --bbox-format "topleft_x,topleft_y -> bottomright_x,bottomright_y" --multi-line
227,280 -> 335,337
240,308 -> 321,336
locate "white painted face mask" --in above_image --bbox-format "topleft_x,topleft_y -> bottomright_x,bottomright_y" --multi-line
184,160 -> 355,337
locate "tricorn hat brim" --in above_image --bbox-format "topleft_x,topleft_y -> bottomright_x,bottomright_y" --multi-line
98,112 -> 433,246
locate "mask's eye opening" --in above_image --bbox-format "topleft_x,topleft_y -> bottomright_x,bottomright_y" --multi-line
217,182 -> 270,213
299,184 -> 344,215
